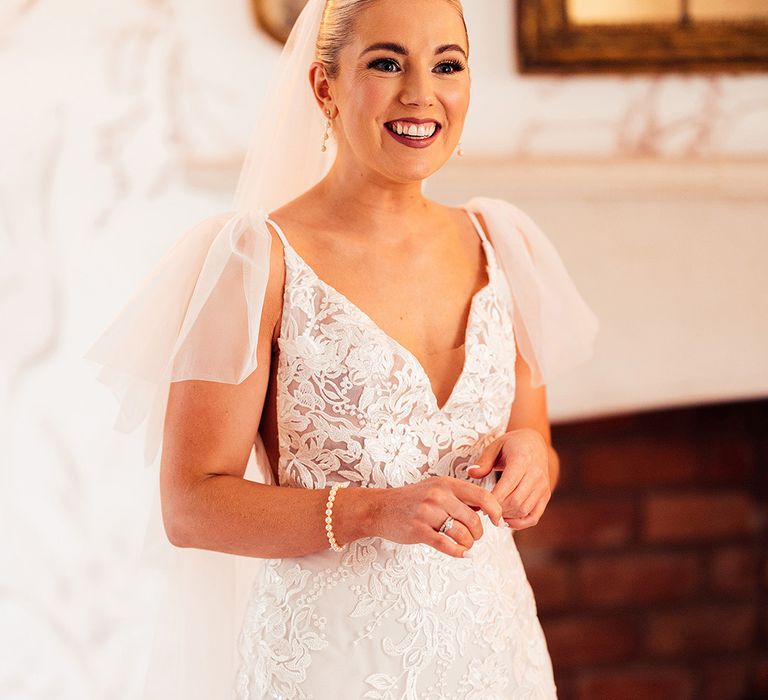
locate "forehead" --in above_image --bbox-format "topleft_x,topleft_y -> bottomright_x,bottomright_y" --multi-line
345,0 -> 467,52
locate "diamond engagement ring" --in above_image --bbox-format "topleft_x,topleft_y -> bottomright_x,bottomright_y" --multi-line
438,516 -> 454,534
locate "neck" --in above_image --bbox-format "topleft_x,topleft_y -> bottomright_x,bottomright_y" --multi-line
315,157 -> 433,235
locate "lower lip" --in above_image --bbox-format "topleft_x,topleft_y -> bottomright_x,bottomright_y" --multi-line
384,123 -> 441,149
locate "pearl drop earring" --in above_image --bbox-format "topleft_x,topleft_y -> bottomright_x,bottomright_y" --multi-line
456,139 -> 464,157
321,109 -> 332,152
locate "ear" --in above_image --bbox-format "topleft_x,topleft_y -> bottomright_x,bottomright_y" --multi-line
309,61 -> 335,116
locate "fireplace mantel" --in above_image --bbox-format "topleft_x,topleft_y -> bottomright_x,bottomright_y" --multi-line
426,157 -> 768,422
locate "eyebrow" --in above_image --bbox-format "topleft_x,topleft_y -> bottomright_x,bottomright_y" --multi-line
359,41 -> 467,60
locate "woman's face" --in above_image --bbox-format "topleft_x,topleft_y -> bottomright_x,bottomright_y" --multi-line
316,0 -> 470,184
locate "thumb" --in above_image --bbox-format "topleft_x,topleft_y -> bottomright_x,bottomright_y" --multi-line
467,444 -> 502,478
467,462 -> 489,478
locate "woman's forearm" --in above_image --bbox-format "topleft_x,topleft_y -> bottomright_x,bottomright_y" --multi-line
165,476 -> 383,558
548,444 -> 560,493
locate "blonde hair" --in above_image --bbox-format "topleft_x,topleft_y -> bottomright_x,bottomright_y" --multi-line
316,0 -> 468,79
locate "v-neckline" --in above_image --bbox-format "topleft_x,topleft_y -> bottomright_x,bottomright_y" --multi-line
269,207 -> 494,414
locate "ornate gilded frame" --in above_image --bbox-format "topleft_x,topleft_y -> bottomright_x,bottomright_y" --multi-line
251,0 -> 307,44
516,0 -> 768,74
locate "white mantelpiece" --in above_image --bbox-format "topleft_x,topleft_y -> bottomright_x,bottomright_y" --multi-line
427,157 -> 768,422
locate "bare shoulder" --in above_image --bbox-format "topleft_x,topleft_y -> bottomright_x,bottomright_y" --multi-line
262,189 -> 331,344
430,199 -> 495,247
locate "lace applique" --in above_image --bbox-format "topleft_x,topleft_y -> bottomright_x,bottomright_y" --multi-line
235,214 -> 558,699
274,225 -> 517,490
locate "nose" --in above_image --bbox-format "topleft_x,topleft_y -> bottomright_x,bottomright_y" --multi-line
399,65 -> 435,108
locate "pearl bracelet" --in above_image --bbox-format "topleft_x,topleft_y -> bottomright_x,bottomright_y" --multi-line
325,482 -> 349,552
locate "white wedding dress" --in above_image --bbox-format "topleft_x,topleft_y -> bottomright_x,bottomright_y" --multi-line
234,208 -> 559,699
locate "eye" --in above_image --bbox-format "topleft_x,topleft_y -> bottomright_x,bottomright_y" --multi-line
368,57 -> 401,73
368,58 -> 466,75
434,59 -> 466,74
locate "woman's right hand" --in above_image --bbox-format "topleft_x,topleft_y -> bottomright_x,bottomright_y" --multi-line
370,476 -> 504,558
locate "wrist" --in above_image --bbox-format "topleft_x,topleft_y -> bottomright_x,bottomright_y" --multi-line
329,485 -> 382,546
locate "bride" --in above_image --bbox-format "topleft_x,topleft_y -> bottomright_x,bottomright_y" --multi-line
85,0 -> 598,697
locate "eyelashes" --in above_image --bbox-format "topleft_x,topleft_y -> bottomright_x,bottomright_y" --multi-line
367,57 -> 467,74
435,59 -> 466,74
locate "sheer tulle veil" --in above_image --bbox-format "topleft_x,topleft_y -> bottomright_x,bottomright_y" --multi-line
82,0 -> 599,696
84,1 -> 336,697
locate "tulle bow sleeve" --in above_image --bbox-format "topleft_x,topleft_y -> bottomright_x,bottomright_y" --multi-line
83,209 -> 273,469
464,195 -> 600,386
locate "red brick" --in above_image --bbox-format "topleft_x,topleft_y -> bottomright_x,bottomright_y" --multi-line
701,659 -> 750,700
575,667 -> 695,700
523,556 -> 574,612
642,491 -> 758,543
543,614 -> 639,667
764,605 -> 768,641
755,653 -> 768,696
708,544 -> 760,596
763,554 -> 768,591
551,673 -> 575,700
645,604 -> 757,657
581,437 -> 697,489
552,413 -> 640,441
515,498 -> 635,550
578,552 -> 699,607
551,445 -> 578,491
698,435 -> 757,484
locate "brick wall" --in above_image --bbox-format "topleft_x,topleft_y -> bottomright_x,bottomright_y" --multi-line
515,398 -> 768,700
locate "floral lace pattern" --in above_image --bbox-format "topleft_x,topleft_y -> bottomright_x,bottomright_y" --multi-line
235,210 -> 558,699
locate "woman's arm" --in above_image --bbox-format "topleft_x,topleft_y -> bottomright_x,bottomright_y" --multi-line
504,340 -> 560,493
165,473 -> 380,558
159,226 -> 381,558
472,210 -> 560,493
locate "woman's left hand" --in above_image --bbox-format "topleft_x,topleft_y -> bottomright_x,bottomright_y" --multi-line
467,429 -> 551,531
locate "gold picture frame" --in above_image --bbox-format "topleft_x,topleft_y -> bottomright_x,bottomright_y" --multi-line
516,0 -> 768,74
251,0 -> 309,44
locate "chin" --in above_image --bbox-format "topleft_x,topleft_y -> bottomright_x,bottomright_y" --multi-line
383,154 -> 449,183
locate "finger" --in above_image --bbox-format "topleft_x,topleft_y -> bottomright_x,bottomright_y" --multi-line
516,485 -> 546,519
466,436 -> 505,478
437,516 -> 475,549
421,525 -> 468,559
505,496 -> 547,529
512,470 -> 550,516
467,461 -> 501,479
490,464 -> 527,504
444,499 -> 484,541
500,476 -> 538,518
456,482 -> 503,526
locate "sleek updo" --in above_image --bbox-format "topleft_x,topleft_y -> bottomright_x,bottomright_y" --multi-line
316,0 -> 468,79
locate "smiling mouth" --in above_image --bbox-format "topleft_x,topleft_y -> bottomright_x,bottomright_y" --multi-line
384,122 -> 442,141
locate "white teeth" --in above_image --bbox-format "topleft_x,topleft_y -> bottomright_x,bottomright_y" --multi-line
389,121 -> 437,138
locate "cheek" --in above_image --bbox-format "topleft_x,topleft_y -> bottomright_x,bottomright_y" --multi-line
339,81 -> 394,148
442,84 -> 470,121
348,77 -> 392,121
